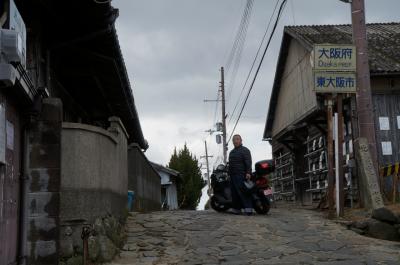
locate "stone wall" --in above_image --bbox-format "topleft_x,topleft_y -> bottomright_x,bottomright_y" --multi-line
60,117 -> 129,263
354,138 -> 384,210
26,98 -> 62,265
128,144 -> 161,212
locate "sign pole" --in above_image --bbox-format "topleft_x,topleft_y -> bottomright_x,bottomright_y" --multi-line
313,43 -> 357,215
334,112 -> 339,216
326,96 -> 335,218
337,94 -> 345,217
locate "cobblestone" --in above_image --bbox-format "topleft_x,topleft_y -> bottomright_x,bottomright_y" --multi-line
106,209 -> 400,265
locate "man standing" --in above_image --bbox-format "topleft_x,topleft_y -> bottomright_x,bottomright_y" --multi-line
228,134 -> 253,215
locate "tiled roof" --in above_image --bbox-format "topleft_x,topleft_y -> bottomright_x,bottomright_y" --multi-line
284,22 -> 400,73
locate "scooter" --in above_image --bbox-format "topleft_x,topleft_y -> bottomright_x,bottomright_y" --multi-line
251,159 -> 275,214
210,164 -> 232,212
210,160 -> 274,214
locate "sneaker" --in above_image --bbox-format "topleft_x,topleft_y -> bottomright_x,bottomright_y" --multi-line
243,208 -> 253,216
228,208 -> 242,215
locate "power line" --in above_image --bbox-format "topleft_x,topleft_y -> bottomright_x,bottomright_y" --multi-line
228,0 -> 288,142
225,0 -> 254,74
225,4 -> 247,72
289,0 -> 296,25
206,0 -> 253,164
228,0 -> 287,141
225,0 -> 254,102
227,2 -> 253,102
225,0 -> 253,78
221,4 -> 244,67
227,0 -> 280,127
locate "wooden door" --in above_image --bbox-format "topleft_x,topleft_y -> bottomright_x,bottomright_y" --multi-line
0,97 -> 22,265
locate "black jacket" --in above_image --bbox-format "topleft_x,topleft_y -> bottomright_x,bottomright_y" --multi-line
228,145 -> 252,176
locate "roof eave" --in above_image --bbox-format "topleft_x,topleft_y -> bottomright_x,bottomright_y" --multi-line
109,26 -> 148,150
150,162 -> 180,177
371,71 -> 400,77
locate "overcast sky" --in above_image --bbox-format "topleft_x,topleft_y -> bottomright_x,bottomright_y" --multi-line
113,0 -> 399,208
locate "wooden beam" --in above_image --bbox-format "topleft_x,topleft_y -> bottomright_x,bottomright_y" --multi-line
312,123 -> 327,134
278,140 -> 294,153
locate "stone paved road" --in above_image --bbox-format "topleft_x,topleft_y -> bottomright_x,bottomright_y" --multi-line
107,209 -> 400,265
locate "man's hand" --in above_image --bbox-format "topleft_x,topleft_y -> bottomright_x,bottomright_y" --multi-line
246,173 -> 251,180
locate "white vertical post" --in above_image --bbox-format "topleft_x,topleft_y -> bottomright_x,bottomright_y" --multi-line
334,112 -> 340,217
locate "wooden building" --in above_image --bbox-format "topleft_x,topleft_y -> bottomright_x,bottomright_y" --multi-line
263,23 -> 400,207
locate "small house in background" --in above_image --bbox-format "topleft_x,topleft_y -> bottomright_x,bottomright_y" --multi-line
263,23 -> 400,208
151,162 -> 180,210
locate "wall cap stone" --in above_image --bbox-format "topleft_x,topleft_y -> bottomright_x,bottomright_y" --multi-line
62,122 -> 118,144
108,116 -> 129,139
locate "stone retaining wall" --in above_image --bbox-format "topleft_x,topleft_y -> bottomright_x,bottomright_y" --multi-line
60,117 -> 129,263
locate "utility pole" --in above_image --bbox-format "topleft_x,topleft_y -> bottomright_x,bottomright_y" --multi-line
220,67 -> 228,164
201,140 -> 213,194
204,67 -> 228,164
338,0 -> 383,209
350,0 -> 379,176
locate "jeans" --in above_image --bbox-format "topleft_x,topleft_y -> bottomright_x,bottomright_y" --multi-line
230,173 -> 253,213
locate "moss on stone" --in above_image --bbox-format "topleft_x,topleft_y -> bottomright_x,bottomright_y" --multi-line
88,235 -> 100,261
60,213 -> 128,264
65,255 -> 83,265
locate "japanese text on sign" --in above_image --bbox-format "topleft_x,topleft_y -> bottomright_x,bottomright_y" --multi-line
313,44 -> 356,71
319,47 -> 353,59
313,72 -> 356,93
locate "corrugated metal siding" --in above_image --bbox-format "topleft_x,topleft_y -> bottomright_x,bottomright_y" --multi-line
271,39 -> 317,137
373,91 -> 400,166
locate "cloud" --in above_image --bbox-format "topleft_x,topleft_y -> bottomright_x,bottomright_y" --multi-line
113,0 -> 400,169
112,0 -> 400,210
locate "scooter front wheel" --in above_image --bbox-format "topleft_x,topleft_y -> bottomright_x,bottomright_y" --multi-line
210,196 -> 230,212
254,199 -> 270,214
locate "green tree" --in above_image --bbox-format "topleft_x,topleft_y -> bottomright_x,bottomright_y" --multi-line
168,144 -> 206,210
